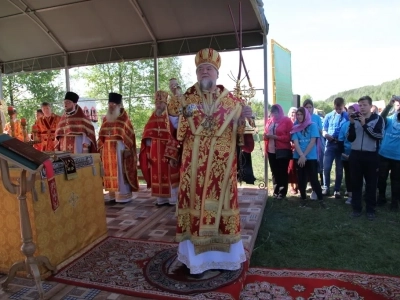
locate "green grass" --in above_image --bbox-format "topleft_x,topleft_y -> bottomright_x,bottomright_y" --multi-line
244,120 -> 400,277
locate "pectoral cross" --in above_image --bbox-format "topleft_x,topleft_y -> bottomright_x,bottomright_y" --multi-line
202,115 -> 216,130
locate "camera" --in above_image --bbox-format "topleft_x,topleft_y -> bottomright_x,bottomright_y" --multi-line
350,112 -> 361,119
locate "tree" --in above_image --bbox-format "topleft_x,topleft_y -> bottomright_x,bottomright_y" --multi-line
301,94 -> 313,103
2,70 -> 64,128
79,57 -> 185,136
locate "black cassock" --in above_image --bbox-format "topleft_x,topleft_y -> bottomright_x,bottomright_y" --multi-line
237,146 -> 256,184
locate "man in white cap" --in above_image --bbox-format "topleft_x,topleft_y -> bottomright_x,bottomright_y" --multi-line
165,48 -> 253,277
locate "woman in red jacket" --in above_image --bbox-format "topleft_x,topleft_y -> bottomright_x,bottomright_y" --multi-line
264,104 -> 294,199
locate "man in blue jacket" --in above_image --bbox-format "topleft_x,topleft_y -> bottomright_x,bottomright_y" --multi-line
322,97 -> 348,198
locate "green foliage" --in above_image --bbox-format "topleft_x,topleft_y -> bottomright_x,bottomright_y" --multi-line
313,100 -> 334,115
2,71 -> 64,128
301,94 -> 313,103
325,78 -> 400,103
244,131 -> 400,276
79,57 -> 185,133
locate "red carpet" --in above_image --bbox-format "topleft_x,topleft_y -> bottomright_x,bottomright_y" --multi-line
241,267 -> 400,299
49,236 -> 248,300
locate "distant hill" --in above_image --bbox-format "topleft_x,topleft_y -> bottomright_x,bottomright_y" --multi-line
325,78 -> 400,103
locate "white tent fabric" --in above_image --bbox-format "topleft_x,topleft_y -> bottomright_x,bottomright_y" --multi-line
0,0 -> 268,74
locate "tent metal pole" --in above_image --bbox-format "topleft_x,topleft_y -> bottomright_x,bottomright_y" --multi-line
64,55 -> 70,91
263,34 -> 269,186
0,66 -> 3,100
153,43 -> 159,92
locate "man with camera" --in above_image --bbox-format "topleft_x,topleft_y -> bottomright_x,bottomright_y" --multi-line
377,96 -> 400,211
347,96 -> 384,220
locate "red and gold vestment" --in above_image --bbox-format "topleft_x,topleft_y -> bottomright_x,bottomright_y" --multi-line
165,83 -> 248,255
35,113 -> 61,151
55,105 -> 97,153
139,110 -> 179,197
98,108 -> 139,192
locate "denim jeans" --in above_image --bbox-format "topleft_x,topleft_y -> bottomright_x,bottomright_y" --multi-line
323,141 -> 343,192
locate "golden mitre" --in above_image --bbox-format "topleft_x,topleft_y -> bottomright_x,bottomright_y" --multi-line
195,48 -> 221,70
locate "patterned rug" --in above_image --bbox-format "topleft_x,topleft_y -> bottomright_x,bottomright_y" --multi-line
240,267 -> 400,300
0,185 -> 266,299
49,237 -> 247,300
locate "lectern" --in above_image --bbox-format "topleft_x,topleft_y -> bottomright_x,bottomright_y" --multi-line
0,134 -> 56,300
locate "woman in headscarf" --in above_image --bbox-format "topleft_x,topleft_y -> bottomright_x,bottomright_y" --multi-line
288,107 -> 297,123
287,107 -> 298,195
338,104 -> 360,205
291,107 -> 326,208
264,104 -> 293,199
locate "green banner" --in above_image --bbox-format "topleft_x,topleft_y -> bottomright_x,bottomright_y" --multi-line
271,40 -> 293,115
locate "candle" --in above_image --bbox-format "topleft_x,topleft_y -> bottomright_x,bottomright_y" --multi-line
21,118 -> 26,126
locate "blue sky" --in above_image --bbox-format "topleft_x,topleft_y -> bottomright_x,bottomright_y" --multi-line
181,0 -> 400,102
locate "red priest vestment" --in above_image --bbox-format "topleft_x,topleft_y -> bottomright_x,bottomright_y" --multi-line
165,83 -> 246,255
4,120 -> 24,141
55,105 -> 97,153
35,113 -> 61,151
139,110 -> 179,197
97,108 -> 139,192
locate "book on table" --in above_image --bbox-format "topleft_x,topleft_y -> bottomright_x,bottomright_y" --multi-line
0,134 -> 50,172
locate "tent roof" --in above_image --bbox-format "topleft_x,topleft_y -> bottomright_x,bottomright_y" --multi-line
0,0 -> 268,75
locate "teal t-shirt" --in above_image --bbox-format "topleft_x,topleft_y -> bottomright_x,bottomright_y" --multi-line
379,117 -> 400,160
291,123 -> 320,160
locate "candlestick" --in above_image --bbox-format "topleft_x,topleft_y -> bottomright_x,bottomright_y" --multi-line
21,118 -> 28,142
7,106 -> 15,138
31,125 -> 39,142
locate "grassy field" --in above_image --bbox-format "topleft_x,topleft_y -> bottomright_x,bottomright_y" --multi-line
244,120 -> 400,277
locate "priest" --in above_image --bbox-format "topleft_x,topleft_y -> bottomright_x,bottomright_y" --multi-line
165,48 -> 253,277
139,90 -> 179,206
55,92 -> 97,153
35,102 -> 61,151
98,92 -> 139,203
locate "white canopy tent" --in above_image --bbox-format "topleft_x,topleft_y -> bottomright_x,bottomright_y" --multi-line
0,0 -> 269,181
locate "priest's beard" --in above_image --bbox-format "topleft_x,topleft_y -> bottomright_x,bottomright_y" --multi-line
65,106 -> 75,114
199,78 -> 215,92
106,106 -> 121,122
155,107 -> 165,116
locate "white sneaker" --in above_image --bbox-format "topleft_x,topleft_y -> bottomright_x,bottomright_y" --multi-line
345,197 -> 352,205
310,191 -> 318,200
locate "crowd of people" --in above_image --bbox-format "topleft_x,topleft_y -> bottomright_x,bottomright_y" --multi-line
264,95 -> 400,220
0,48 -> 254,279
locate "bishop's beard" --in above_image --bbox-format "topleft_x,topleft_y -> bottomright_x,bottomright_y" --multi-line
199,78 -> 214,92
106,106 -> 121,122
